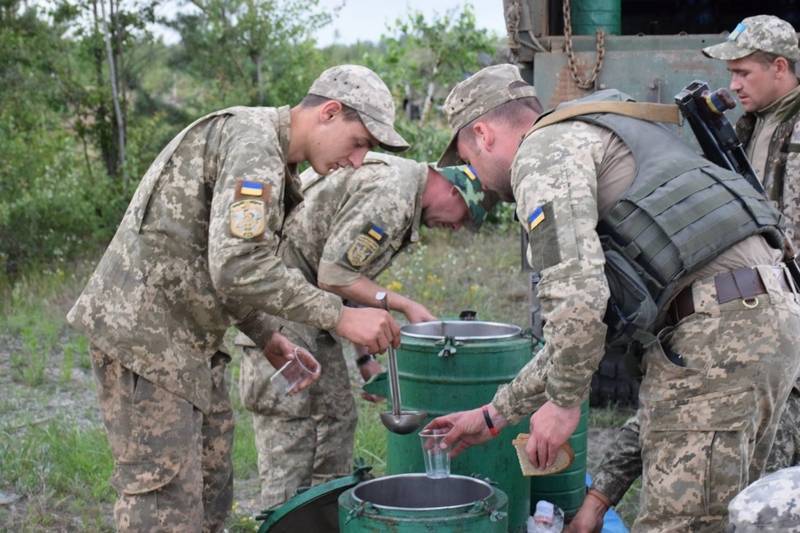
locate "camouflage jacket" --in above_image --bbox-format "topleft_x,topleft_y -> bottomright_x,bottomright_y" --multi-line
283,151 -> 427,286
67,106 -> 342,412
736,87 -> 800,244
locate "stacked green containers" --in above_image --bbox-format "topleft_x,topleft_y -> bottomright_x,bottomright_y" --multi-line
378,321 -> 590,531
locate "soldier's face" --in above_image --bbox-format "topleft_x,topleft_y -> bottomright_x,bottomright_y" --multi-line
727,56 -> 784,112
422,185 -> 469,230
309,112 -> 375,175
456,123 -> 516,202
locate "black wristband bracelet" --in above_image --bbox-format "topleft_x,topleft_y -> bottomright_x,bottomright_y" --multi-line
356,354 -> 375,367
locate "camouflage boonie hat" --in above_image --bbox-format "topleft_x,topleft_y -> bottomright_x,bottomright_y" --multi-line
727,466 -> 800,532
703,15 -> 800,62
434,164 -> 499,230
309,65 -> 409,153
438,64 -> 536,167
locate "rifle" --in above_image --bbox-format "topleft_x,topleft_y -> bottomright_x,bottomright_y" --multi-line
675,80 -> 800,288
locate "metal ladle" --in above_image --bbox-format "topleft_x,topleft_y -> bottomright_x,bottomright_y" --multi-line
376,292 -> 427,434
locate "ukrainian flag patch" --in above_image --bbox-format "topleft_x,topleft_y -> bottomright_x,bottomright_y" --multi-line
528,206 -> 545,231
367,224 -> 385,242
241,180 -> 264,197
464,165 -> 478,181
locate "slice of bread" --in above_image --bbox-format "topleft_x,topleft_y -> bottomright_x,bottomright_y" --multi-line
512,433 -> 574,476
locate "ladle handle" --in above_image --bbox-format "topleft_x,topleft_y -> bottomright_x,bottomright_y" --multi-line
377,291 -> 402,416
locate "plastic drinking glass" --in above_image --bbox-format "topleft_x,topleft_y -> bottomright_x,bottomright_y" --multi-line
419,428 -> 450,479
269,348 -> 315,394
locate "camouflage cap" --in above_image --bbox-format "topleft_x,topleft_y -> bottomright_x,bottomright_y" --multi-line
727,466 -> 800,531
438,64 -> 536,167
703,15 -> 800,62
308,65 -> 409,152
434,164 -> 499,231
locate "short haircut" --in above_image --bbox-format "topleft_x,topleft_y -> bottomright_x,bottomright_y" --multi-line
457,94 -> 543,147
750,50 -> 797,74
300,94 -> 361,121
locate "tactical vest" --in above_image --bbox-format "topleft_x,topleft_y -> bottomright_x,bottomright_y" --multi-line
532,90 -> 785,343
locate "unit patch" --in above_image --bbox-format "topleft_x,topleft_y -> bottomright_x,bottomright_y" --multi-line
345,223 -> 385,268
230,199 -> 266,239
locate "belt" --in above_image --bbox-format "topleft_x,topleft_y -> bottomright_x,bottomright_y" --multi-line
668,266 -> 793,324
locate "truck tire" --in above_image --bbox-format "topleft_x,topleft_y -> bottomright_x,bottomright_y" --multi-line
589,350 -> 640,408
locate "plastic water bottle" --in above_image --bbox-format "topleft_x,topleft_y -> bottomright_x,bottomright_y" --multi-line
527,500 -> 565,532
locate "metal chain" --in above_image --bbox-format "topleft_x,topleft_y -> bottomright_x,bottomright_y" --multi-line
563,0 -> 606,90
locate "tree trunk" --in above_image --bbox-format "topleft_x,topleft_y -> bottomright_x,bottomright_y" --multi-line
99,0 -> 127,186
421,63 -> 439,124
90,0 -> 116,179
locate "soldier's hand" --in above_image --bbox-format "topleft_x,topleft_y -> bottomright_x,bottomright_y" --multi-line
565,490 -> 609,533
425,405 -> 507,457
403,301 -> 436,323
262,332 -> 321,393
359,358 -> 385,403
336,307 -> 400,354
527,401 -> 581,469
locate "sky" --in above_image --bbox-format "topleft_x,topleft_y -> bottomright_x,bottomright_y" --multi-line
152,0 -> 508,46
314,0 -> 507,46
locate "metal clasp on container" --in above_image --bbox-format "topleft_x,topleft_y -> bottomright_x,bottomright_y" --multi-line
436,336 -> 460,358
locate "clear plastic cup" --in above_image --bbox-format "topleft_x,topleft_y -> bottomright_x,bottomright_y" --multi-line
269,348 -> 315,395
419,428 -> 450,479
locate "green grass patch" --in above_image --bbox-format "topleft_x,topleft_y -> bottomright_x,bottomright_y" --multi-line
353,397 -> 388,475
232,410 -> 259,479
0,422 -> 114,503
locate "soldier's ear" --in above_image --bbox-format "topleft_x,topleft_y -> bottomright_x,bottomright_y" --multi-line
319,100 -> 343,122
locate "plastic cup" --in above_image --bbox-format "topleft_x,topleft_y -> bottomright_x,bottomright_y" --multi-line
419,428 -> 450,479
269,348 -> 315,395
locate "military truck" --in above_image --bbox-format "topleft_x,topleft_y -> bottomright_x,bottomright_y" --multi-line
504,0 -> 800,406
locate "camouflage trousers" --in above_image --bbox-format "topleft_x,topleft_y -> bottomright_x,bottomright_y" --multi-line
633,267 -> 800,532
592,380 -> 800,506
91,347 -> 234,532
237,320 -> 357,509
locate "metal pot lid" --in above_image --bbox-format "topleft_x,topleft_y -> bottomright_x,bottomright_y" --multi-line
400,320 -> 522,341
256,467 -> 370,532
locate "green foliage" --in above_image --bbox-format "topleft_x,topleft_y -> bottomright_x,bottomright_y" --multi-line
365,4 -> 499,124
169,0 -> 334,108
0,422 -> 114,502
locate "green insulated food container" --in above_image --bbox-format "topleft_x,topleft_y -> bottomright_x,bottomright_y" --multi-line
338,473 -> 508,532
379,320 -> 532,532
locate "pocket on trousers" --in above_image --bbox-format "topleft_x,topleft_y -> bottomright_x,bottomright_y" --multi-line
647,386 -> 754,516
111,461 -> 181,496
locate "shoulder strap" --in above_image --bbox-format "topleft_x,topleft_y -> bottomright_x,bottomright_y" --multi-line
527,101 -> 682,137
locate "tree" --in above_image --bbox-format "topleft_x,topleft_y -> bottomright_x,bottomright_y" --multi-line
368,5 -> 499,124
169,0 -> 336,108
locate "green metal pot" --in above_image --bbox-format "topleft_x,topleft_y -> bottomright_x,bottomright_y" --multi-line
338,473 -> 508,532
365,320 -> 532,532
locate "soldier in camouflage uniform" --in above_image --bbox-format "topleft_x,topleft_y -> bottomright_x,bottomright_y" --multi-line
569,17 -> 800,531
726,466 -> 800,532
426,64 -> 800,531
66,65 -> 409,532
236,152 -> 497,508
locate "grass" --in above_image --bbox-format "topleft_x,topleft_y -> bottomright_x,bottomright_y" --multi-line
0,227 -> 645,530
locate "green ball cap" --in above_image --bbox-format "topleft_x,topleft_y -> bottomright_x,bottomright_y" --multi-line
435,164 -> 500,231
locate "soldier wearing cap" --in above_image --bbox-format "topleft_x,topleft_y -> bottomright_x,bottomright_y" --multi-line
425,63 -> 800,531
569,16 -> 800,531
235,152 -> 498,508
66,64 -> 408,531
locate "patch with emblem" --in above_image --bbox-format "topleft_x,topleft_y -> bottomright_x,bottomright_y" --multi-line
527,202 -> 561,272
230,199 -> 266,239
345,223 -> 385,268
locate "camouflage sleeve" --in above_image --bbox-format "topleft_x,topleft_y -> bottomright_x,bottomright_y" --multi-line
233,309 -> 282,349
591,414 -> 642,505
492,122 -> 610,421
208,110 -> 342,332
317,167 -> 413,286
781,124 -> 800,246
